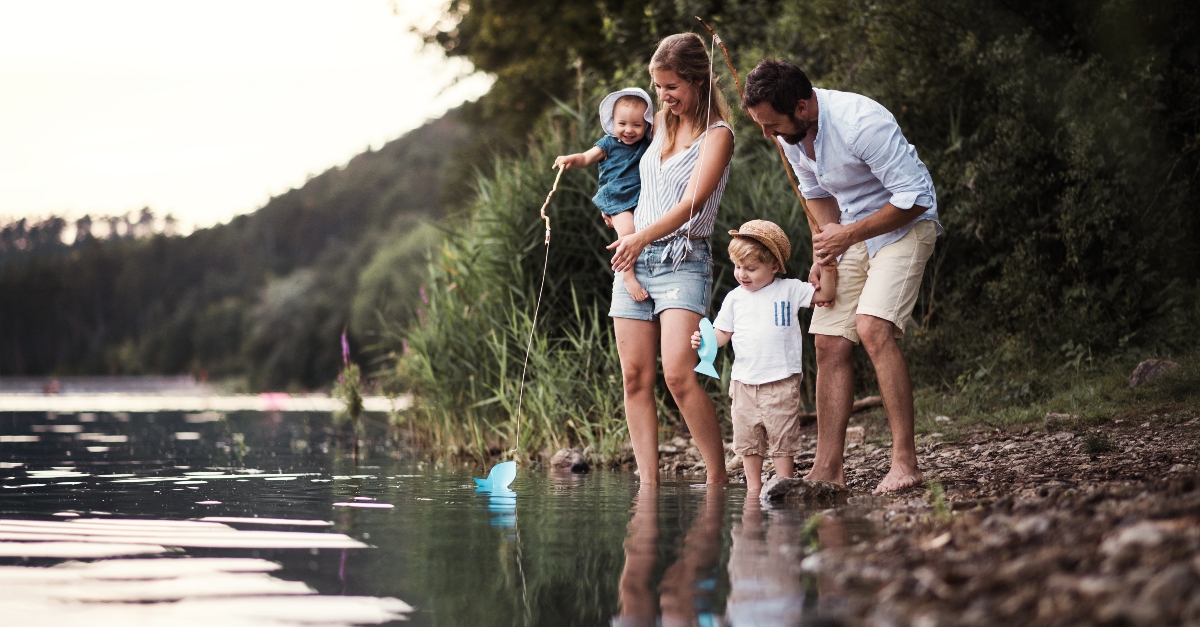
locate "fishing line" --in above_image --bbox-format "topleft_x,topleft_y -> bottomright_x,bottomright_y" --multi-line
681,31 -> 718,248
511,163 -> 566,458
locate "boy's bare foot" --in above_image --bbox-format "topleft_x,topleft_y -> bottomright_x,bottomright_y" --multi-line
622,272 -> 649,302
872,465 -> 923,494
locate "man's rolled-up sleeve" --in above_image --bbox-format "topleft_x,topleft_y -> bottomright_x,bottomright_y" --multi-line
854,112 -> 934,210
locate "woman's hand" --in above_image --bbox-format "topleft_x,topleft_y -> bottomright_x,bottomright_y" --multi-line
607,231 -> 647,273
690,331 -> 702,349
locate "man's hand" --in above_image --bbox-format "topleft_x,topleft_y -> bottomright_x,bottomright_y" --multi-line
812,222 -> 853,267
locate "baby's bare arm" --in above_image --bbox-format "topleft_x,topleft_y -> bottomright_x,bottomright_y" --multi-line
554,146 -> 606,170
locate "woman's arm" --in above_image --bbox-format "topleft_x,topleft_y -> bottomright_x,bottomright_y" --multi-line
608,125 -> 734,272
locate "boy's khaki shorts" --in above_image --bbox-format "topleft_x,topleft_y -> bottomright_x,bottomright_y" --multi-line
730,374 -> 803,458
810,220 -> 937,343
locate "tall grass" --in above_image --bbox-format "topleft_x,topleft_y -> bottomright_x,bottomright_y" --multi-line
387,97 -> 850,463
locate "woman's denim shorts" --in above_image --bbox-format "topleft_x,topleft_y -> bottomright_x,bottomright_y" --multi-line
609,239 -> 713,321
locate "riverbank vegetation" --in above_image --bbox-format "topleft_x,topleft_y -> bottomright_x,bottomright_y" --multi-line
3,0 -> 1198,465
390,0 -> 1200,461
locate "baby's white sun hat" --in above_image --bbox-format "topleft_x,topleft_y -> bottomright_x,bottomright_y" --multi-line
599,87 -> 655,138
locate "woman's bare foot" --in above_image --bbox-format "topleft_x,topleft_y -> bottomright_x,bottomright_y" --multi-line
872,465 -> 923,494
622,272 -> 649,302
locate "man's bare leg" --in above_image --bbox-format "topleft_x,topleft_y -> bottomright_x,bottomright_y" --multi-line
856,314 -> 922,494
806,334 -> 855,485
610,211 -> 648,301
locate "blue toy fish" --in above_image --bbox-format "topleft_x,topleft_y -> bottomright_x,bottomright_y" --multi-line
694,318 -> 720,379
473,460 -> 517,491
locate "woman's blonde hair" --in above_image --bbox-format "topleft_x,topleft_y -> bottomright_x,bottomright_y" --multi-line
649,33 -> 730,152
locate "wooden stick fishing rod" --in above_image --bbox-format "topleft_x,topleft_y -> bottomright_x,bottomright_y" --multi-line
695,16 -> 821,238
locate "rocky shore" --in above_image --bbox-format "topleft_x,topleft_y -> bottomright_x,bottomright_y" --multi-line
640,401 -> 1200,626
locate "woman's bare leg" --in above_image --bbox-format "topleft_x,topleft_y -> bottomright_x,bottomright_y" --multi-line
659,308 -> 728,484
615,317 -> 661,484
610,211 -> 649,301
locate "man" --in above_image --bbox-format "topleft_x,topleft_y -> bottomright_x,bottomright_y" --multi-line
742,59 -> 941,494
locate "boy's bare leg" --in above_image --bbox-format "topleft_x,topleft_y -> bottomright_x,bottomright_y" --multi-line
611,211 -> 648,301
773,455 -> 794,479
743,454 -> 764,493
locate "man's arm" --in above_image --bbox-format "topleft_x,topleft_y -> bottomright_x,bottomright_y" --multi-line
811,203 -> 926,266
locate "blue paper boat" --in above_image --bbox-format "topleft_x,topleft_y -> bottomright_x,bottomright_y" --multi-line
694,318 -> 720,379
473,460 -> 517,491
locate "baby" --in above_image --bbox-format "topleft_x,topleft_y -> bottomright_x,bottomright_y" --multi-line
554,88 -> 654,300
691,220 -> 836,492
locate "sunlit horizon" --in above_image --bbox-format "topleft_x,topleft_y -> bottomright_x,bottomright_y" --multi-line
0,0 -> 492,232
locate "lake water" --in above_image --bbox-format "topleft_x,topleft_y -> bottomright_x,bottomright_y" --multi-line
0,410 -> 873,626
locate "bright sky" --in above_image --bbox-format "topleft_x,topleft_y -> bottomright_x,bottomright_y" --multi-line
0,1 -> 491,230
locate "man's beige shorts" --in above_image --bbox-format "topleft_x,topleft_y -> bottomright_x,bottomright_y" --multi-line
730,374 -> 803,458
810,220 -> 937,344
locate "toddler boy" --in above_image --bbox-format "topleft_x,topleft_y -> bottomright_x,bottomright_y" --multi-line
691,220 -> 836,492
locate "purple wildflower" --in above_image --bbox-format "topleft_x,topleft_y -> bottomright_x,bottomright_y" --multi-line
341,330 -> 350,367
419,285 -> 428,305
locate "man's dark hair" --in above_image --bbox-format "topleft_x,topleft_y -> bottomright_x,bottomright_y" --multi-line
742,59 -> 814,114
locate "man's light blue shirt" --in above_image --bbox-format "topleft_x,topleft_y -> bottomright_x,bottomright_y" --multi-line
778,88 -> 941,258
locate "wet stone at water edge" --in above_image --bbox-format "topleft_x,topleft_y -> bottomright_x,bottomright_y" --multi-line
760,477 -> 850,505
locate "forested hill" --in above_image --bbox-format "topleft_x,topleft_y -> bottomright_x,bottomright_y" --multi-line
0,111 -> 470,390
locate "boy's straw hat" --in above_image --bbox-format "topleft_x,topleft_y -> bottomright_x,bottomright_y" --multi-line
599,88 -> 655,138
729,220 -> 791,273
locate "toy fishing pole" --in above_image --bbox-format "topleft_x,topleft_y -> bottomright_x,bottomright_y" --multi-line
473,163 -> 565,491
694,16 -> 821,238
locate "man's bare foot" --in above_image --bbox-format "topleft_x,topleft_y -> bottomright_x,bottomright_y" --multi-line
872,465 -> 923,494
622,272 -> 649,302
803,469 -> 846,486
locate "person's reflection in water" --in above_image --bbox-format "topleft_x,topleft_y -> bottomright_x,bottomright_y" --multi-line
724,493 -> 806,625
616,485 -> 726,627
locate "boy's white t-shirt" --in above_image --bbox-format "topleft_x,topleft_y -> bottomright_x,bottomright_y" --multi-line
712,278 -> 816,385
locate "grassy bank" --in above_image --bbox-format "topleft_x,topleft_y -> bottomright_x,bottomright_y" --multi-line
910,347 -> 1200,442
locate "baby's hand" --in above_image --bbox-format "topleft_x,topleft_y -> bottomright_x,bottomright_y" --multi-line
554,154 -> 581,170
690,330 -> 702,350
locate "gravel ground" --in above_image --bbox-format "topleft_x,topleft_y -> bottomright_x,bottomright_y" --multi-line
654,408 -> 1200,626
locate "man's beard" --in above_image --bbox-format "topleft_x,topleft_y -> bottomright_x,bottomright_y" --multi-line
779,112 -> 811,145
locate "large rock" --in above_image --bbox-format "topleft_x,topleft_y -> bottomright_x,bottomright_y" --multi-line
760,477 -> 850,505
549,448 -> 589,473
1128,359 -> 1180,387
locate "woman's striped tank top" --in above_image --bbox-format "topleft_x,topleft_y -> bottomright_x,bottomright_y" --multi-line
634,120 -> 733,269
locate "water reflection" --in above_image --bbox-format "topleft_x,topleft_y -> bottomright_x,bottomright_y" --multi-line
726,494 -> 808,625
617,486 -> 725,626
0,409 -> 880,626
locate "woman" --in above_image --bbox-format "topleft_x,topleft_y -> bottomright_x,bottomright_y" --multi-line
607,33 -> 735,485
